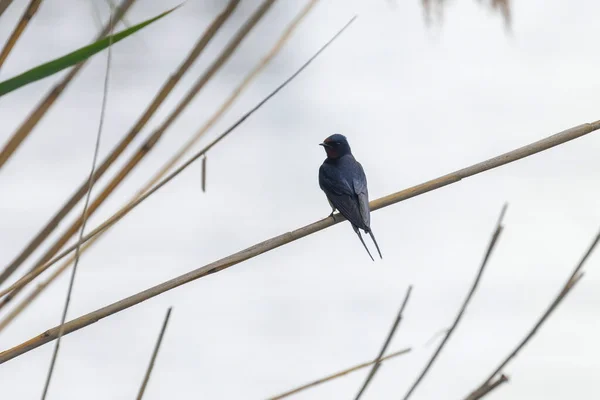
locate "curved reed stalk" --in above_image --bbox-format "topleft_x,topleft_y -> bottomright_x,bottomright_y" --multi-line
0,0 -> 319,332
41,11 -> 115,398
0,0 -> 240,289
0,0 -> 43,69
0,120 -> 598,364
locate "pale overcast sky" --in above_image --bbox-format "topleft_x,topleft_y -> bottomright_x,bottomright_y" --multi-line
1,0 -> 600,399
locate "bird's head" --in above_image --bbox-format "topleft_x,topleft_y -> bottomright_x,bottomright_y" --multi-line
319,134 -> 351,159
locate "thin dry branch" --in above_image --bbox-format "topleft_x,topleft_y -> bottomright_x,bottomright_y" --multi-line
0,0 -> 240,290
0,0 -> 318,332
40,14 -> 114,398
401,204 -> 506,400
0,15 -> 356,308
354,285 -> 413,400
0,0 -> 42,69
0,0 -> 275,311
0,0 -> 136,170
0,120 -> 598,364
267,348 -> 412,400
201,156 -> 207,192
463,230 -> 600,400
137,307 -> 173,400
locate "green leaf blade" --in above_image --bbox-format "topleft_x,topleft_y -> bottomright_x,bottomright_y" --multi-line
0,5 -> 180,97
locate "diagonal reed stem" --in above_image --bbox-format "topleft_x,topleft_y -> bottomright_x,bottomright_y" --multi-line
136,307 -> 173,400
0,0 -> 43,70
402,204 -> 506,400
40,11 -> 115,398
354,285 -> 412,400
463,229 -> 600,400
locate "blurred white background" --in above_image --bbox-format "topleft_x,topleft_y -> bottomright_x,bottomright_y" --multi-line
1,0 -> 599,398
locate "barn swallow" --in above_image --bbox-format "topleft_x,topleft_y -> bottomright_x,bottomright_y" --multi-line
319,134 -> 382,261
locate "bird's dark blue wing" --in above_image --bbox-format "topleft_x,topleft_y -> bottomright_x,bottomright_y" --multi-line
319,162 -> 369,230
353,161 -> 371,230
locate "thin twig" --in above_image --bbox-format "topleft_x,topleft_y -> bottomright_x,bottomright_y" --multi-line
0,0 -> 136,170
0,0 -> 239,293
402,204 -> 507,400
0,0 -> 42,69
267,348 -> 412,400
464,229 -> 600,400
136,307 -> 173,400
0,15 -> 357,306
354,285 -> 413,400
40,10 -> 115,399
0,0 -> 319,332
0,0 -> 269,311
201,155 -> 207,193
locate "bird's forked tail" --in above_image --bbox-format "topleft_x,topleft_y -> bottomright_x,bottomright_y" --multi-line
353,226 -> 374,261
367,229 -> 383,259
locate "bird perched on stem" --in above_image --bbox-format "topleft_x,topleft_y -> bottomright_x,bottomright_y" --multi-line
318,134 -> 382,261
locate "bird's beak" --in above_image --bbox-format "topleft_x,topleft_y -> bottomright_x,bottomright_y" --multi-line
319,142 -> 332,148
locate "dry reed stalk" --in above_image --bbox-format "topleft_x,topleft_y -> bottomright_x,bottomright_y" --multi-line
0,0 -> 325,332
0,0 -> 276,311
0,0 -> 42,69
267,348 -> 412,400
201,155 -> 207,192
136,307 -> 173,400
0,15 -> 356,311
0,0 -> 136,170
463,230 -> 600,400
402,204 -> 506,400
0,0 -> 240,289
0,120 -> 598,364
40,12 -> 115,397
354,285 -> 412,400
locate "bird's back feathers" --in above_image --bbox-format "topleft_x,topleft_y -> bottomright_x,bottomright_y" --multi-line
319,155 -> 371,231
